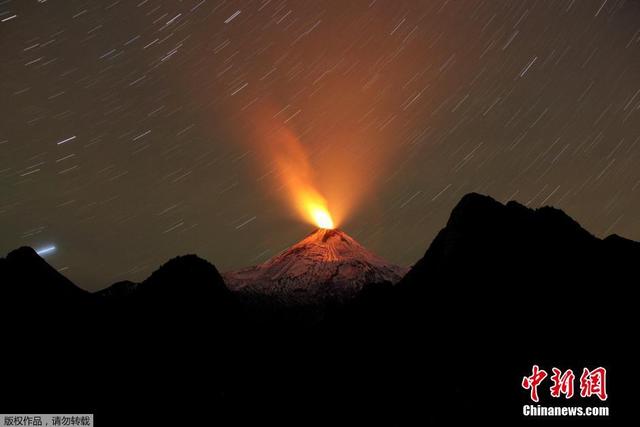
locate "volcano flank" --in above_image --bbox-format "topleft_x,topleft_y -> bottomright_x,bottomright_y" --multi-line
224,228 -> 407,304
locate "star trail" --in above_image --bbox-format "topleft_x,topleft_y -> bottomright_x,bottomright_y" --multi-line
1,0 -> 639,290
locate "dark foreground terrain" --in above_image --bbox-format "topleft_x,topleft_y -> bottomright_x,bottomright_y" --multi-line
1,193 -> 636,425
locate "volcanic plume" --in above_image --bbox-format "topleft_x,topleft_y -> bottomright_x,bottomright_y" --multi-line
267,124 -> 337,229
224,228 -> 407,305
235,100 -> 391,234
224,111 -> 403,304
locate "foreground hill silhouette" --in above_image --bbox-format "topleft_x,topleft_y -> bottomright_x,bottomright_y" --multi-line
0,193 -> 636,425
387,193 -> 637,423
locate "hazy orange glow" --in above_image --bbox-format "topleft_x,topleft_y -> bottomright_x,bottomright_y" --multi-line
269,125 -> 337,229
235,104 -> 392,231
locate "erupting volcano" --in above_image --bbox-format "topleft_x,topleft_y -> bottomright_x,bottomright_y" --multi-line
224,117 -> 404,304
224,228 -> 407,305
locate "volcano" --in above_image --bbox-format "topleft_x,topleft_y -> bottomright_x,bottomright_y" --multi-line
224,228 -> 408,304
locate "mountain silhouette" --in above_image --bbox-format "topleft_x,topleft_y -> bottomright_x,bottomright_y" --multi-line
98,254 -> 235,313
398,193 -> 637,331
0,192 -> 636,425
0,246 -> 90,305
401,192 -> 636,289
388,193 -> 637,423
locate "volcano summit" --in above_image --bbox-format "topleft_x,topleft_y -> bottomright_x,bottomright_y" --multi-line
224,228 -> 407,304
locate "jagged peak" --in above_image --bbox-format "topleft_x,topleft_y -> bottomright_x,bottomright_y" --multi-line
447,193 -> 593,240
6,246 -> 41,261
446,192 -> 505,228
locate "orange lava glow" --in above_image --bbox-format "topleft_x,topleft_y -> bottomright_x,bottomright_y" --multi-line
309,204 -> 335,229
270,126 -> 337,229
236,105 -> 390,231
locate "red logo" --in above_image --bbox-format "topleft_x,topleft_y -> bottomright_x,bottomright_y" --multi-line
550,368 -> 575,399
522,366 -> 607,402
522,365 -> 548,402
579,367 -> 608,401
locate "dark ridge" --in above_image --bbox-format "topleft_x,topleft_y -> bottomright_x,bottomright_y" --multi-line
146,254 -> 215,279
1,246 -> 89,303
96,254 -> 237,323
390,192 -> 637,422
446,191 -> 505,229
95,280 -> 138,299
95,255 -> 229,302
1,193 -> 637,424
6,245 -> 41,260
401,192 -> 609,287
138,254 -> 227,296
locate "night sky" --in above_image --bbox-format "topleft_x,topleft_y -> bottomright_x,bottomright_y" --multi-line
1,0 -> 639,291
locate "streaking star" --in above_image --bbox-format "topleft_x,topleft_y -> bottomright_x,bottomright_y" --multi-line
35,245 -> 57,256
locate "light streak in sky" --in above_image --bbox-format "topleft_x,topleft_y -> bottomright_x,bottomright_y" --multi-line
36,245 -> 56,256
